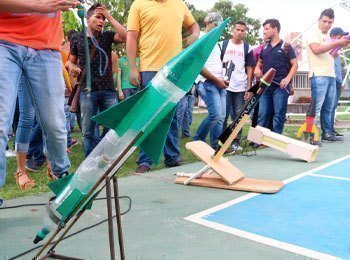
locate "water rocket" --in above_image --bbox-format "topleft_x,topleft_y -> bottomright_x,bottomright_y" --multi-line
33,18 -> 230,244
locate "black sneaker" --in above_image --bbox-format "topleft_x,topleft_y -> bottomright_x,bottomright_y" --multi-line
135,165 -> 150,173
321,133 -> 343,143
25,158 -> 44,172
334,131 -> 344,137
165,162 -> 181,168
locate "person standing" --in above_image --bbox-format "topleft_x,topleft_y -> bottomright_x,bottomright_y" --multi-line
66,3 -> 127,157
221,20 -> 255,151
254,19 -> 298,134
304,9 -> 350,142
329,27 -> 348,138
0,0 -> 79,206
193,12 -> 228,150
126,0 -> 200,173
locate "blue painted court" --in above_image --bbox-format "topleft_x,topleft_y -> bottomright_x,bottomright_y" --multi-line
188,156 -> 350,259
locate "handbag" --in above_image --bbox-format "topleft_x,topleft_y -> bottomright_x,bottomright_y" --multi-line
68,45 -> 97,113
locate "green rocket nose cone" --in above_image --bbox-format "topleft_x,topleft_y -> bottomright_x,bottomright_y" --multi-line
164,18 -> 230,92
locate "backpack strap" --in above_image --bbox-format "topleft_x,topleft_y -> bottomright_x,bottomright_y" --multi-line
220,39 -> 229,61
243,42 -> 249,63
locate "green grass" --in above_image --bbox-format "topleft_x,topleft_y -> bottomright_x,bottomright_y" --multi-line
1,111 -> 349,200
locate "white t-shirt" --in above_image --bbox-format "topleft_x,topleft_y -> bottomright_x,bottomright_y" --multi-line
222,40 -> 253,92
196,31 -> 224,83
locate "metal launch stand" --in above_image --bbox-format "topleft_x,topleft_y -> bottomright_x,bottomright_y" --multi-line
33,132 -> 142,260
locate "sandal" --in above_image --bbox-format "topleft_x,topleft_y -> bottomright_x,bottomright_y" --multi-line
14,171 -> 35,190
46,162 -> 58,181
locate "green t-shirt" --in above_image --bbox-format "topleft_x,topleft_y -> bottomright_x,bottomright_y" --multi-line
118,56 -> 140,90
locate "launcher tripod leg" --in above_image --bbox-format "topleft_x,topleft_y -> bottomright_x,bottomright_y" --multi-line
113,176 -> 125,260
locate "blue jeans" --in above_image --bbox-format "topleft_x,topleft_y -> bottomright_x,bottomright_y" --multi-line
0,40 -> 70,187
310,76 -> 336,136
80,89 -> 117,157
331,81 -> 342,132
123,88 -> 139,99
193,80 -> 226,149
137,71 -> 180,168
15,75 -> 35,153
27,120 -> 46,166
65,98 -> 72,147
223,91 -> 245,142
258,84 -> 290,134
177,93 -> 195,137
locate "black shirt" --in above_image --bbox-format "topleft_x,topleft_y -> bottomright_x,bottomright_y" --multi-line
260,40 -> 296,86
71,30 -> 116,91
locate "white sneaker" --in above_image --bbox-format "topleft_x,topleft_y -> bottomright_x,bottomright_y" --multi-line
231,143 -> 242,152
5,150 -> 16,157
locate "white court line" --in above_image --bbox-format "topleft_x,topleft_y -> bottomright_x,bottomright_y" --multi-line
185,216 -> 338,260
185,154 -> 350,260
310,173 -> 350,182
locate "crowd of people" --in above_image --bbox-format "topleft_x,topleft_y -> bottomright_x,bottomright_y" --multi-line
0,0 -> 349,207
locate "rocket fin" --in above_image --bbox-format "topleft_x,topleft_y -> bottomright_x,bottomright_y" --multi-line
139,107 -> 176,164
48,173 -> 74,196
91,87 -> 148,134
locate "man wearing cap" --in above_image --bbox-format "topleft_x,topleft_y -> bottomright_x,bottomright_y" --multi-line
330,27 -> 348,137
304,8 -> 350,143
193,12 -> 228,150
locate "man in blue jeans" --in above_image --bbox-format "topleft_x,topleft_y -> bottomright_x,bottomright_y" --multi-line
127,0 -> 199,173
304,9 -> 350,142
193,12 -> 228,150
254,19 -> 298,135
330,27 -> 348,138
0,0 -> 79,206
67,4 -> 126,157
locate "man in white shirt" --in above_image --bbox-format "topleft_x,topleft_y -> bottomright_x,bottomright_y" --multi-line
221,20 -> 255,150
193,12 -> 228,149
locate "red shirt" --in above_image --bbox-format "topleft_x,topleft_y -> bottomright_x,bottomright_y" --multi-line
0,12 -> 63,51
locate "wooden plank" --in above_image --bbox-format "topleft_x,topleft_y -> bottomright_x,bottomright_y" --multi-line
175,175 -> 284,194
186,141 -> 244,185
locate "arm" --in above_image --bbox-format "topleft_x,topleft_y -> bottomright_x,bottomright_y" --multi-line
183,22 -> 200,48
280,58 -> 298,89
309,37 -> 350,55
116,69 -> 124,101
0,0 -> 79,13
95,6 -> 127,43
200,68 -> 228,89
66,54 -> 81,78
244,66 -> 254,100
254,58 -> 263,79
126,30 -> 141,87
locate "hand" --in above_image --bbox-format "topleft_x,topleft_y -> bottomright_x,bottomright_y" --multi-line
37,0 -> 80,13
68,63 -> 81,78
118,92 -> 125,101
279,78 -> 289,89
215,78 -> 229,89
183,34 -> 197,48
129,67 -> 141,88
339,36 -> 350,47
95,6 -> 112,20
244,91 -> 252,101
254,67 -> 262,79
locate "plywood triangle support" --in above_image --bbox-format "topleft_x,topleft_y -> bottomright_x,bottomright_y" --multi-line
175,141 -> 284,194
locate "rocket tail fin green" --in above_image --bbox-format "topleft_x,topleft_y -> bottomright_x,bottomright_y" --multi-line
48,173 -> 74,196
91,87 -> 148,135
138,107 -> 176,164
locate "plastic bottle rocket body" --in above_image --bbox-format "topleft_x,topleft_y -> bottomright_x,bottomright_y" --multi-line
34,18 -> 231,244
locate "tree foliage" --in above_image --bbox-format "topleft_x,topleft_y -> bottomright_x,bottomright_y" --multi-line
62,0 -> 261,53
211,1 -> 261,45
